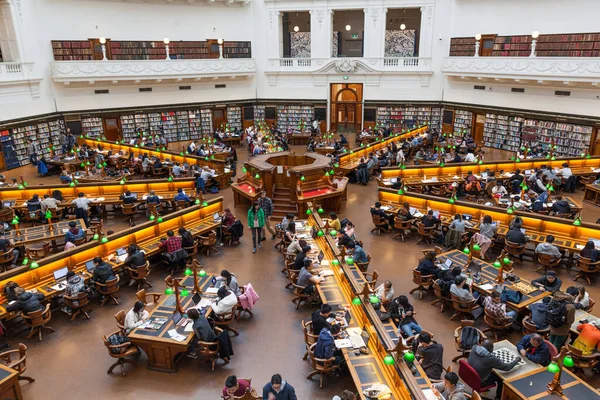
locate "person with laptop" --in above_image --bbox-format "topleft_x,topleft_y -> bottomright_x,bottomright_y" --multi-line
346,242 -> 368,264
474,215 -> 497,260
124,244 -> 146,268
492,181 -> 508,197
311,304 -> 334,335
551,195 -> 571,216
6,287 -> 45,315
186,308 -> 217,359
416,251 -> 440,278
124,301 -> 150,335
41,194 -> 61,214
90,256 -> 115,284
0,228 -> 20,269
314,324 -> 345,369
120,190 -> 137,205
64,221 -> 85,244
62,271 -> 89,315
505,224 -> 527,246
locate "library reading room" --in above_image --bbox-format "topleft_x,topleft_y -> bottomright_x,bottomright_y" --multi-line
1,0 -> 600,399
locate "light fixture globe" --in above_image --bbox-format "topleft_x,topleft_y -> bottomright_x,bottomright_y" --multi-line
163,37 -> 170,44
400,23 -> 406,30
293,26 -> 299,32
475,33 -> 482,40
531,31 -> 540,39
345,24 -> 351,31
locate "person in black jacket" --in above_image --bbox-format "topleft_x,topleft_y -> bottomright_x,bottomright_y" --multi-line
416,251 -> 440,278
437,267 -> 462,297
370,202 -> 393,225
468,339 -> 521,400
505,227 -> 527,246
293,246 -> 311,270
532,271 -> 562,292
311,304 -> 333,335
336,229 -> 354,249
124,244 -> 146,268
6,288 -> 44,315
388,295 -> 423,337
421,210 -> 441,228
91,256 -> 115,284
551,195 -> 571,215
581,240 -> 600,262
416,331 -> 444,380
178,227 -> 195,248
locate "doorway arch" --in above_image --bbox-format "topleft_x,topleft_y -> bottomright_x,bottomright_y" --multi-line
330,83 -> 363,133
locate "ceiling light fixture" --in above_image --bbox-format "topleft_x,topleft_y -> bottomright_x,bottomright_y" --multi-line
345,24 -> 351,31
293,26 -> 299,32
400,20 -> 406,30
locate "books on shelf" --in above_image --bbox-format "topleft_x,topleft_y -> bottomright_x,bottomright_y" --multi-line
254,105 -> 266,125
453,110 -> 472,136
226,107 -> 242,131
483,113 -> 523,152
161,112 -> 178,143
120,115 -> 137,140
81,117 -> 103,139
148,113 -> 162,136
522,119 -> 593,157
51,40 -> 93,61
200,109 -> 212,135
176,111 -> 190,141
376,106 -> 441,130
276,105 -> 314,133
188,110 -> 203,140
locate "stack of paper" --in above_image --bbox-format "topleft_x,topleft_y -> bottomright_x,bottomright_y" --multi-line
167,329 -> 187,342
334,339 -> 353,349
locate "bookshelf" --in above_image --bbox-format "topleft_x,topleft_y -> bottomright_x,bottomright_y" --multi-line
223,41 -> 252,58
148,112 -> 162,136
0,131 -> 20,170
536,33 -> 600,57
522,119 -> 593,157
81,117 -> 103,139
176,111 -> 190,141
168,41 -> 210,59
254,105 -> 266,124
453,110 -> 472,136
201,109 -> 213,135
276,105 -> 314,133
492,35 -> 531,57
227,107 -> 242,131
483,113 -> 523,152
120,115 -> 137,140
376,106 -> 440,130
376,107 -> 403,129
449,37 -> 476,57
10,124 -> 36,166
51,40 -> 93,61
161,112 -> 178,142
188,110 -> 203,140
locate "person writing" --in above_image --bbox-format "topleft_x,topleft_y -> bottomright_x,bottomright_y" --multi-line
328,212 -> 342,231
430,372 -> 466,400
517,333 -> 551,366
416,251 -> 440,278
6,287 -> 45,315
90,256 -> 115,284
315,324 -> 345,368
212,286 -> 238,316
124,301 -> 149,334
262,374 -> 297,400
346,242 -> 368,264
296,258 -> 323,302
159,230 -> 182,255
416,332 -> 444,380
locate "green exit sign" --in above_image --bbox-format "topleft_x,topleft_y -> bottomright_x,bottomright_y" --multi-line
351,33 -> 359,39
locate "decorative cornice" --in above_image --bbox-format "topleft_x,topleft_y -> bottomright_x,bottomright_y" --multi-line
77,0 -> 250,5
50,59 -> 256,84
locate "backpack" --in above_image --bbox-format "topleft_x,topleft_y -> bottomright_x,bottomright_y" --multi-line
500,288 -> 523,304
460,326 -> 480,350
545,299 -> 568,328
210,186 -> 219,194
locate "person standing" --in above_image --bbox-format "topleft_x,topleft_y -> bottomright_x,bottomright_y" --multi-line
26,139 -> 39,166
247,201 -> 265,253
258,191 -> 276,240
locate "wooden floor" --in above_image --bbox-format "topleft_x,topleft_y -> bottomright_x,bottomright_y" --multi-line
2,141 -> 600,399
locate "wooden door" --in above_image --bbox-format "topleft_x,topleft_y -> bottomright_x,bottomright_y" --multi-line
473,113 -> 485,142
89,38 -> 111,60
480,35 -> 496,57
103,117 -> 120,141
213,108 -> 226,131
592,128 -> 600,156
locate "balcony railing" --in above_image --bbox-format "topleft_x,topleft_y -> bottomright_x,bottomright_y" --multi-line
50,58 -> 257,84
0,62 -> 36,83
267,57 -> 431,74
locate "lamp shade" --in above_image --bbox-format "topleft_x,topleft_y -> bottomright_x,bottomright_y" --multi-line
352,297 -> 361,305
547,362 -> 560,373
493,260 -> 501,268
384,355 -> 395,365
165,287 -> 174,295
473,244 -> 481,251
163,37 -> 170,44
403,352 -> 415,362
531,31 -> 540,39
475,33 -> 482,40
331,259 -> 340,266
99,37 -> 106,44
199,269 -> 207,277
563,355 -> 574,368
463,247 -> 470,254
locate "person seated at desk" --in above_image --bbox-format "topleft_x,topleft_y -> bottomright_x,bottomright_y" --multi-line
41,194 -> 60,214
474,215 -> 496,260
328,212 -> 341,232
6,287 -> 44,315
0,229 -> 19,269
421,210 -> 441,229
145,190 -> 161,213
26,194 -> 41,213
448,214 -> 467,234
528,297 -> 551,330
416,251 -> 440,278
212,286 -> 238,317
141,156 -> 151,170
159,230 -> 182,256
450,276 -> 482,318
335,229 -> 354,250
517,333 -> 551,366
222,208 -> 236,228
172,162 -> 184,177
572,321 -> 600,356
287,238 -> 306,256
123,300 -> 149,335
389,295 -> 422,337
201,166 -> 216,183
397,202 -> 414,223
465,171 -> 481,193
556,162 -> 573,180
124,244 -> 146,268
464,152 -> 475,163
532,171 -> 548,194
297,258 -> 323,302
219,269 -> 242,297
178,227 -> 195,249
551,195 -> 571,215
430,372 -> 467,400
91,256 -> 115,284
346,241 -> 368,264
530,197 -> 545,213
72,192 -> 93,226
375,281 -> 395,306
436,267 -> 462,297
174,188 -> 191,204
532,271 -> 562,292
64,221 -> 85,244
566,285 -> 593,311
120,190 -> 137,205
223,375 -> 253,399
311,304 -> 335,334
263,373 -> 297,400
294,246 -> 311,270
186,308 -> 218,360
483,291 -> 518,322
468,339 -> 521,400
315,324 -> 345,369
492,181 -> 508,197
451,152 -> 463,163
511,196 -> 526,212
505,224 -> 527,246
581,240 -> 600,262
283,223 -> 296,243
415,331 -> 444,380
535,235 -> 562,261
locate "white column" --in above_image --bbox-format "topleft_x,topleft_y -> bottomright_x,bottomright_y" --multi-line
363,7 -> 386,58
310,9 -> 330,59
418,5 -> 434,58
267,10 -> 282,59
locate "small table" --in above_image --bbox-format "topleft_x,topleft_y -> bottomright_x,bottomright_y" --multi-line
0,364 -> 22,400
493,340 -> 541,381
584,184 -> 600,207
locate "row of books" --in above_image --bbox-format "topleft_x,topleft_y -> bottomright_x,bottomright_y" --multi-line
8,119 -> 66,167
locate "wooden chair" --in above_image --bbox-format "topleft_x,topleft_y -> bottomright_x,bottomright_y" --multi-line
121,203 -> 138,227
356,253 -> 372,273
22,304 -> 55,341
221,225 -> 239,246
102,331 -> 139,376
183,240 -> 199,261
26,241 -> 51,261
152,167 -> 166,178
566,343 -> 600,378
48,207 -> 63,222
0,207 -> 14,224
416,223 -> 436,246
229,390 -> 260,400
409,270 -> 435,299
431,281 -> 452,312
370,215 -> 389,235
0,249 -> 15,272
291,279 -> 312,310
458,359 -> 497,396
522,315 -> 550,338
235,286 -> 255,320
175,200 -> 189,210
197,327 -> 225,371
126,261 -> 152,291
136,289 -> 162,308
301,320 -> 320,360
0,343 -> 34,383
535,253 -> 562,273
453,320 -> 486,362
574,256 -> 600,285
482,308 -> 513,341
63,291 -> 91,321
364,270 -> 379,288
213,305 -> 240,336
392,217 -> 412,241
114,310 -> 126,335
544,340 -> 558,359
74,236 -> 87,246
306,342 -> 340,388
199,231 -> 219,256
22,210 -> 41,226
504,239 -> 526,263
450,294 -> 480,321
96,276 -> 120,306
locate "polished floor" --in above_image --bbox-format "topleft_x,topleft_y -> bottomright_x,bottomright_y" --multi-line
3,141 -> 600,399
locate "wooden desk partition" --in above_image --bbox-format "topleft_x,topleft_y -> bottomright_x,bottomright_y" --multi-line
336,126 -> 429,173
380,155 -> 600,182
0,198 -> 224,317
378,188 -> 597,253
307,206 -> 429,400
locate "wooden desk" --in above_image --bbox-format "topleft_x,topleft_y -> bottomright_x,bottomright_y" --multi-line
569,310 -> 600,335
128,273 -> 217,373
0,198 -> 224,318
584,184 -> 600,207
378,188 -> 596,255
494,340 -> 541,381
221,135 -> 242,147
288,134 -> 312,146
0,364 -> 22,400
6,219 -> 85,249
46,157 -> 87,173
502,366 -> 600,400
437,250 -> 549,312
74,173 -> 130,184
491,195 -> 582,214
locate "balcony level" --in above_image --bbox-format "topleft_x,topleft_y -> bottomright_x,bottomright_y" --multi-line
0,62 -> 43,98
49,59 -> 257,86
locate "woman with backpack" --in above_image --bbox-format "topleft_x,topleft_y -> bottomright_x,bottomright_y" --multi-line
547,292 -> 576,350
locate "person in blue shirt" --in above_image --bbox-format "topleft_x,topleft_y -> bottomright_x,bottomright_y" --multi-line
172,162 -> 184,177
346,242 -> 368,264
517,333 -> 551,366
64,221 -> 84,243
314,324 -> 344,367
174,188 -> 191,204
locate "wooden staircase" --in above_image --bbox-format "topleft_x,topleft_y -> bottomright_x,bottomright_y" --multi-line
272,186 -> 298,218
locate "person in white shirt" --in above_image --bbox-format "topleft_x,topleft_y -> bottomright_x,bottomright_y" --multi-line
189,141 -> 197,153
212,286 -> 238,316
376,281 -> 395,305
124,301 -> 149,334
464,152 -> 475,163
396,149 -> 405,164
200,166 -> 216,182
72,192 -> 92,211
557,163 -> 573,179
492,182 -> 508,196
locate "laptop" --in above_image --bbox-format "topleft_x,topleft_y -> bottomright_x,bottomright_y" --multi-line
520,228 -> 526,234
409,207 -> 418,215
444,258 -> 453,269
53,266 -> 69,282
213,212 -> 221,222
462,214 -> 472,221
431,210 -> 440,219
85,260 -> 96,272
192,292 -> 202,306
3,201 -> 14,207
116,247 -> 127,256
481,172 -> 488,179
129,192 -> 138,199
524,169 -> 532,175
317,251 -> 325,264
172,311 -> 184,325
